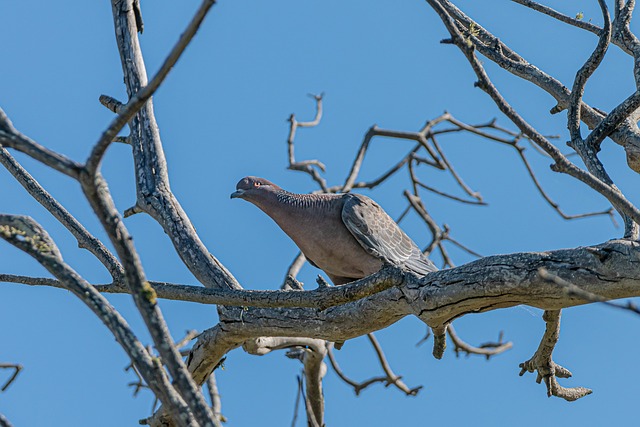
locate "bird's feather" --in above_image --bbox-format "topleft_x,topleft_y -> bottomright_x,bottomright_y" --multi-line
341,193 -> 436,275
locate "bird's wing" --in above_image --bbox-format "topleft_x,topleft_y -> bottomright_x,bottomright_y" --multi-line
341,194 -> 436,275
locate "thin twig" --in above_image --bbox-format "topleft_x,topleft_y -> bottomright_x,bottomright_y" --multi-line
514,146 -> 616,222
287,94 -> 328,191
0,364 -> 22,392
429,132 -> 483,201
326,343 -> 388,396
538,268 -> 640,315
512,0 -> 603,36
291,375 -> 303,427
366,334 -> 423,396
447,325 -> 512,360
206,373 -> 226,423
326,336 -> 422,397
0,264 -> 405,310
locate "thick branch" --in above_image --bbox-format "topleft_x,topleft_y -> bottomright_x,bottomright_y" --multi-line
219,239 -> 640,341
102,236 -> 640,427
171,239 -> 640,390
104,0 -> 239,291
300,343 -> 326,427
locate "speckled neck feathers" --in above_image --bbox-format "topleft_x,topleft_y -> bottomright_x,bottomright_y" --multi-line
274,191 -> 341,212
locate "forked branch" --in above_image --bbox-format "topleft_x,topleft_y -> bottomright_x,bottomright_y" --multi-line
327,334 -> 423,396
518,310 -> 592,401
426,0 -> 640,238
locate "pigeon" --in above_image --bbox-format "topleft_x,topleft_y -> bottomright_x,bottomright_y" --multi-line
231,176 -> 436,285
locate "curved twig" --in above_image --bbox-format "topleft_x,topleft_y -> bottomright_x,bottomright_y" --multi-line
447,324 -> 512,359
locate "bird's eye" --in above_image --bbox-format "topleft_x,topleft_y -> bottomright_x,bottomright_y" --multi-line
253,181 -> 261,188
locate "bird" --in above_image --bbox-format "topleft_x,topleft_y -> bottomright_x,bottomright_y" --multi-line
231,176 -> 437,285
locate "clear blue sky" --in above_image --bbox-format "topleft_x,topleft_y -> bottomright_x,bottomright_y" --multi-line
1,1 -> 639,426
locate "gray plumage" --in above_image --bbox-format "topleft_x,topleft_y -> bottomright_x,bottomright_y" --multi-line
231,176 -> 437,285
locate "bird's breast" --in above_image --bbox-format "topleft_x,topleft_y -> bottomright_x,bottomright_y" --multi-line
277,212 -> 382,279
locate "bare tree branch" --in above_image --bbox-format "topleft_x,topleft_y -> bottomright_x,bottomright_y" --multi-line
206,373 -> 226,424
100,0 -> 240,292
0,146 -> 123,280
326,343 -> 386,396
562,1 -> 639,237
290,97 -> 606,225
327,333 -> 424,398
299,374 -> 321,427
0,214 -> 197,426
365,334 -> 423,396
0,108 -> 82,178
447,325 -> 512,359
518,310 -> 592,401
128,330 -> 206,418
539,268 -> 640,316
291,375 -> 303,427
292,345 -> 327,427
86,0 -> 217,175
1,264 -> 404,309
287,93 -> 328,191
427,0 -> 640,237
513,145 -> 615,221
431,0 -> 640,176
0,363 -> 22,392
512,0 -> 603,39
512,0 -> 640,58
242,337 -> 327,426
5,2 -> 640,425
282,252 -> 307,289
0,413 -> 14,427
79,172 -> 218,426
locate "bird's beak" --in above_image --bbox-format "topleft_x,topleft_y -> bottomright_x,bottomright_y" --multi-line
230,189 -> 245,199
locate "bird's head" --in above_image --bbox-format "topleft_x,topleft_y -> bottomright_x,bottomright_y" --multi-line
230,176 -> 280,202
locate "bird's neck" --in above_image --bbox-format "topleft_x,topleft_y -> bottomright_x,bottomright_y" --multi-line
251,190 -> 337,231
